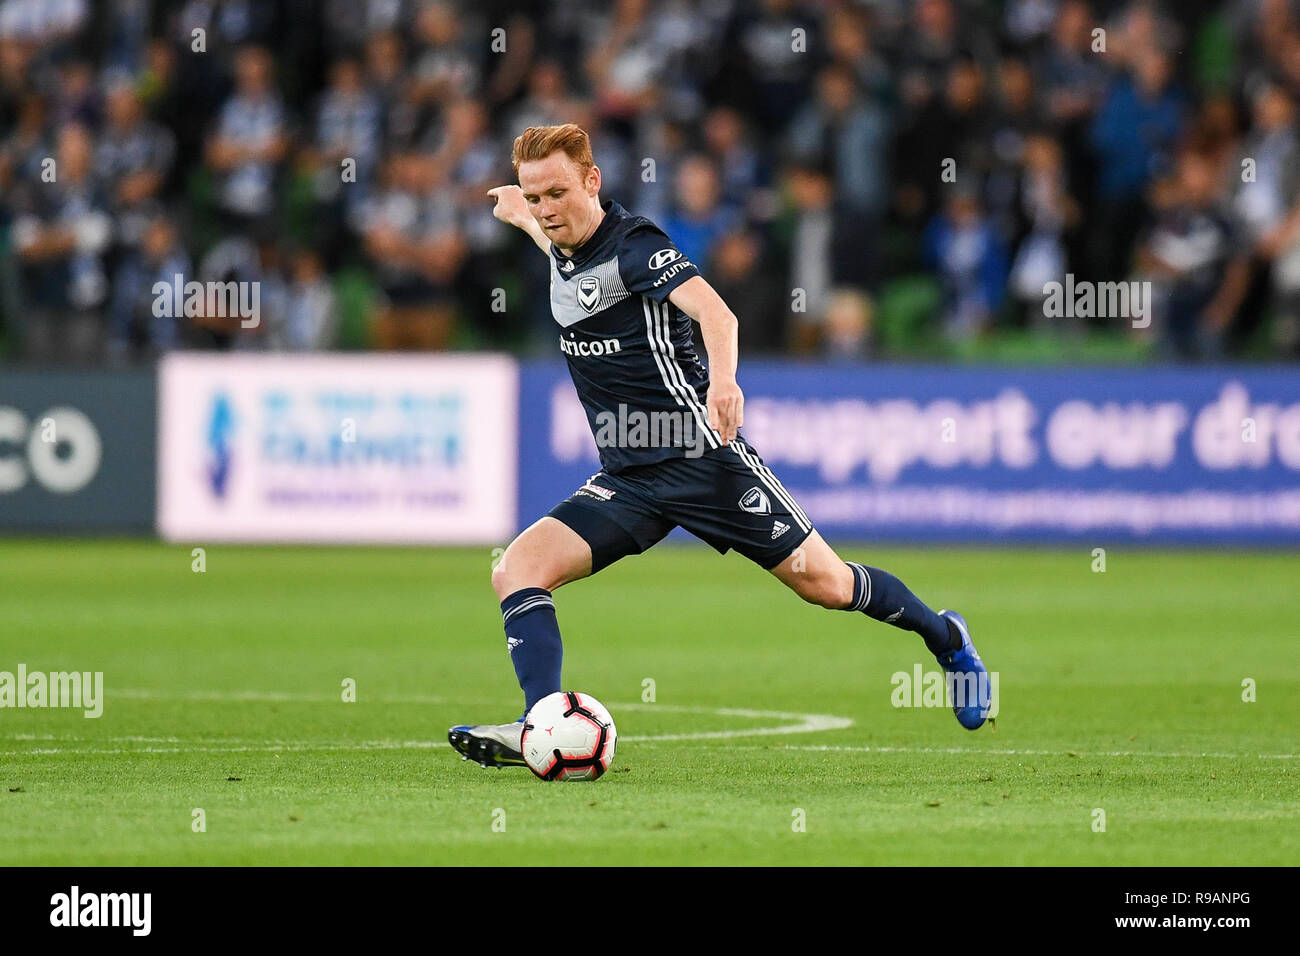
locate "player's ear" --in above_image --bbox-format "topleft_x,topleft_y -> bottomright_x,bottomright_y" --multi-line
586,164 -> 601,196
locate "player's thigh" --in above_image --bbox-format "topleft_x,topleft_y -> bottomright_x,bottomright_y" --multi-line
491,516 -> 593,598
767,529 -> 855,610
543,473 -> 675,580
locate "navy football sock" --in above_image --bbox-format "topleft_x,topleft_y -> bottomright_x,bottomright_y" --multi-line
844,563 -> 958,656
502,587 -> 563,719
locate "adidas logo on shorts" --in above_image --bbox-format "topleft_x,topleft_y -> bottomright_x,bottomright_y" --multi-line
771,520 -> 790,539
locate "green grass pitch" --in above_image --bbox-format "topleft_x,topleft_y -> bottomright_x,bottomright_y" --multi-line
1,539 -> 1296,866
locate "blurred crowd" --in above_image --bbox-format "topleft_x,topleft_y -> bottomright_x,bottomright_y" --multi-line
3,0 -> 1300,364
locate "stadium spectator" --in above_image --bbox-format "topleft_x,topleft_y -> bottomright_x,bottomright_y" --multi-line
821,287 -> 875,361
985,56 -> 1042,242
1,0 -> 1299,364
786,63 -> 890,218
410,0 -> 480,110
505,59 -> 585,145
361,153 -> 464,350
661,154 -> 741,270
10,122 -> 111,363
271,246 -> 340,351
583,0 -> 665,134
0,90 -> 49,194
51,59 -> 100,130
924,186 -> 1010,342
1087,47 -> 1188,284
1036,0 -> 1109,234
0,0 -> 86,49
1008,132 -> 1079,329
782,161 -> 836,342
366,30 -> 418,152
1138,148 -> 1250,358
206,45 -> 288,233
892,54 -> 994,248
1038,0 -> 1111,128
107,210 -> 189,361
825,4 -> 891,105
723,0 -> 820,136
96,72 -> 175,251
701,106 -> 769,220
301,55 -> 383,263
190,233 -> 269,350
709,229 -> 785,354
1231,81 -> 1300,353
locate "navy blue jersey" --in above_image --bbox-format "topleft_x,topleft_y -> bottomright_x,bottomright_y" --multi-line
548,200 -> 724,473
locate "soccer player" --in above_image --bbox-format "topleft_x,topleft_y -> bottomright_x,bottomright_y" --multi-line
449,124 -> 991,767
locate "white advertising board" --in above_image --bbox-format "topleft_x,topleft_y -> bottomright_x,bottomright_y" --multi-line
158,353 -> 516,543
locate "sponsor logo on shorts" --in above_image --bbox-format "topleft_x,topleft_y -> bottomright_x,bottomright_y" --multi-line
577,481 -> 616,501
771,520 -> 790,539
739,486 -> 770,515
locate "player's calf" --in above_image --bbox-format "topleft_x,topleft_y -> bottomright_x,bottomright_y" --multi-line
477,516 -> 596,736
769,531 -> 855,609
843,561 -> 962,657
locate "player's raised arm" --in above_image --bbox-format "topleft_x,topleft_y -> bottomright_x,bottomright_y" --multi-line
487,185 -> 552,255
668,275 -> 743,445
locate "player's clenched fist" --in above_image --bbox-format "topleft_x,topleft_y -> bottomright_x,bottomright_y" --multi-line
488,184 -> 552,253
487,185 -> 532,230
707,379 -> 744,445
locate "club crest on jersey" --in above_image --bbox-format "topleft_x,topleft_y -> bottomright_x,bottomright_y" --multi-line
739,487 -> 771,515
577,275 -> 601,312
648,248 -> 680,270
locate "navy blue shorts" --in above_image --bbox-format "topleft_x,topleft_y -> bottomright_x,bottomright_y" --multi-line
548,438 -> 815,573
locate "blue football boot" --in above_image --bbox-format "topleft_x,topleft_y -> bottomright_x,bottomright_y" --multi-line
936,610 -> 992,730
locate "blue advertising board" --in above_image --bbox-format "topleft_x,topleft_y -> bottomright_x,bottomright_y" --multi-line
519,362 -> 1300,545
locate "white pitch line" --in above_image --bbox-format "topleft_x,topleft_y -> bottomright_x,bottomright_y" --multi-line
618,708 -> 852,742
24,690 -> 1291,759
111,688 -> 453,704
704,744 -> 1299,760
65,689 -> 857,743
1,739 -> 1295,761
1,741 -> 441,756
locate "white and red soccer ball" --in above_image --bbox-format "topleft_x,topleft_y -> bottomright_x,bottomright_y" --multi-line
521,691 -> 617,781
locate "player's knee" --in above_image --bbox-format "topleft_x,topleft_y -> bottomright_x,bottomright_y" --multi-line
490,558 -> 513,600
826,572 -> 856,610
491,547 -> 561,599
